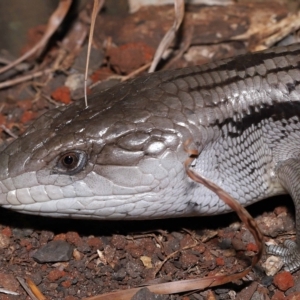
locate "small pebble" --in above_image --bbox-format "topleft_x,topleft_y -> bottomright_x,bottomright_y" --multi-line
32,240 -> 73,263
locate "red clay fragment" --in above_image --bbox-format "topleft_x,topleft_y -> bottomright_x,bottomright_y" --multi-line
271,290 -> 286,300
19,238 -> 33,251
91,67 -> 114,83
53,233 -> 67,241
273,271 -> 294,291
61,280 -> 72,288
47,269 -> 66,282
1,227 -> 12,238
216,257 -> 225,266
66,231 -> 82,247
87,237 -> 104,250
51,86 -> 72,104
246,243 -> 258,252
286,292 -> 300,300
0,114 -> 6,125
107,42 -> 154,74
20,111 -> 37,124
17,99 -> 33,111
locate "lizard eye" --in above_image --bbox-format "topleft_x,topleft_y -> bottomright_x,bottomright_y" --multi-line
54,151 -> 87,175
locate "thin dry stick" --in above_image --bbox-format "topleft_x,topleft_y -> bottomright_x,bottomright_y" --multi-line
0,69 -> 53,90
84,0 -> 105,106
0,125 -> 18,139
17,277 -> 39,300
89,62 -> 151,90
149,0 -> 185,73
26,278 -> 47,300
0,288 -> 19,296
184,141 -> 264,266
0,0 -> 72,75
154,242 -> 199,276
121,62 -> 151,81
162,25 -> 194,70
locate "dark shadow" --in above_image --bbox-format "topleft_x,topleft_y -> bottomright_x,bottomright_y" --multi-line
0,194 -> 294,237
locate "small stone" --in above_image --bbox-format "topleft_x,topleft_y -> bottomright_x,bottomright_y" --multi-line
261,275 -> 273,287
229,222 -> 241,231
61,280 -> 72,288
126,261 -> 143,279
112,268 -> 127,281
180,235 -> 195,248
286,292 -> 300,300
171,232 -> 184,240
0,233 -> 10,249
251,290 -> 266,300
246,243 -> 258,252
262,256 -> 284,276
31,272 -> 43,286
65,73 -> 85,92
271,290 -> 285,300
274,206 -> 288,216
140,256 -> 152,269
231,237 -> 246,251
127,242 -> 144,258
87,237 -> 104,250
0,273 -> 19,292
241,230 -> 255,244
54,233 -> 66,241
32,240 -> 73,263
223,249 -> 236,257
110,235 -> 127,249
257,216 -> 284,238
179,252 -> 199,269
215,257 -> 225,266
39,231 -> 54,245
66,232 -> 82,247
47,269 -> 66,282
218,238 -> 232,249
73,45 -> 104,73
1,227 -> 12,237
73,248 -> 82,261
273,271 -> 294,291
12,228 -> 33,238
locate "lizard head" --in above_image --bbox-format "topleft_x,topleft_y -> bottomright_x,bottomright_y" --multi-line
0,78 -> 193,219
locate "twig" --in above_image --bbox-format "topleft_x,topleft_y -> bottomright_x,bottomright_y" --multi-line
121,62 -> 151,81
149,0 -> 185,72
0,125 -> 18,139
184,140 -> 264,266
0,69 -> 53,90
26,277 -> 47,300
17,277 -> 39,300
162,25 -> 194,70
0,288 -> 19,296
0,0 -> 72,75
84,0 -> 105,107
154,242 -> 199,276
